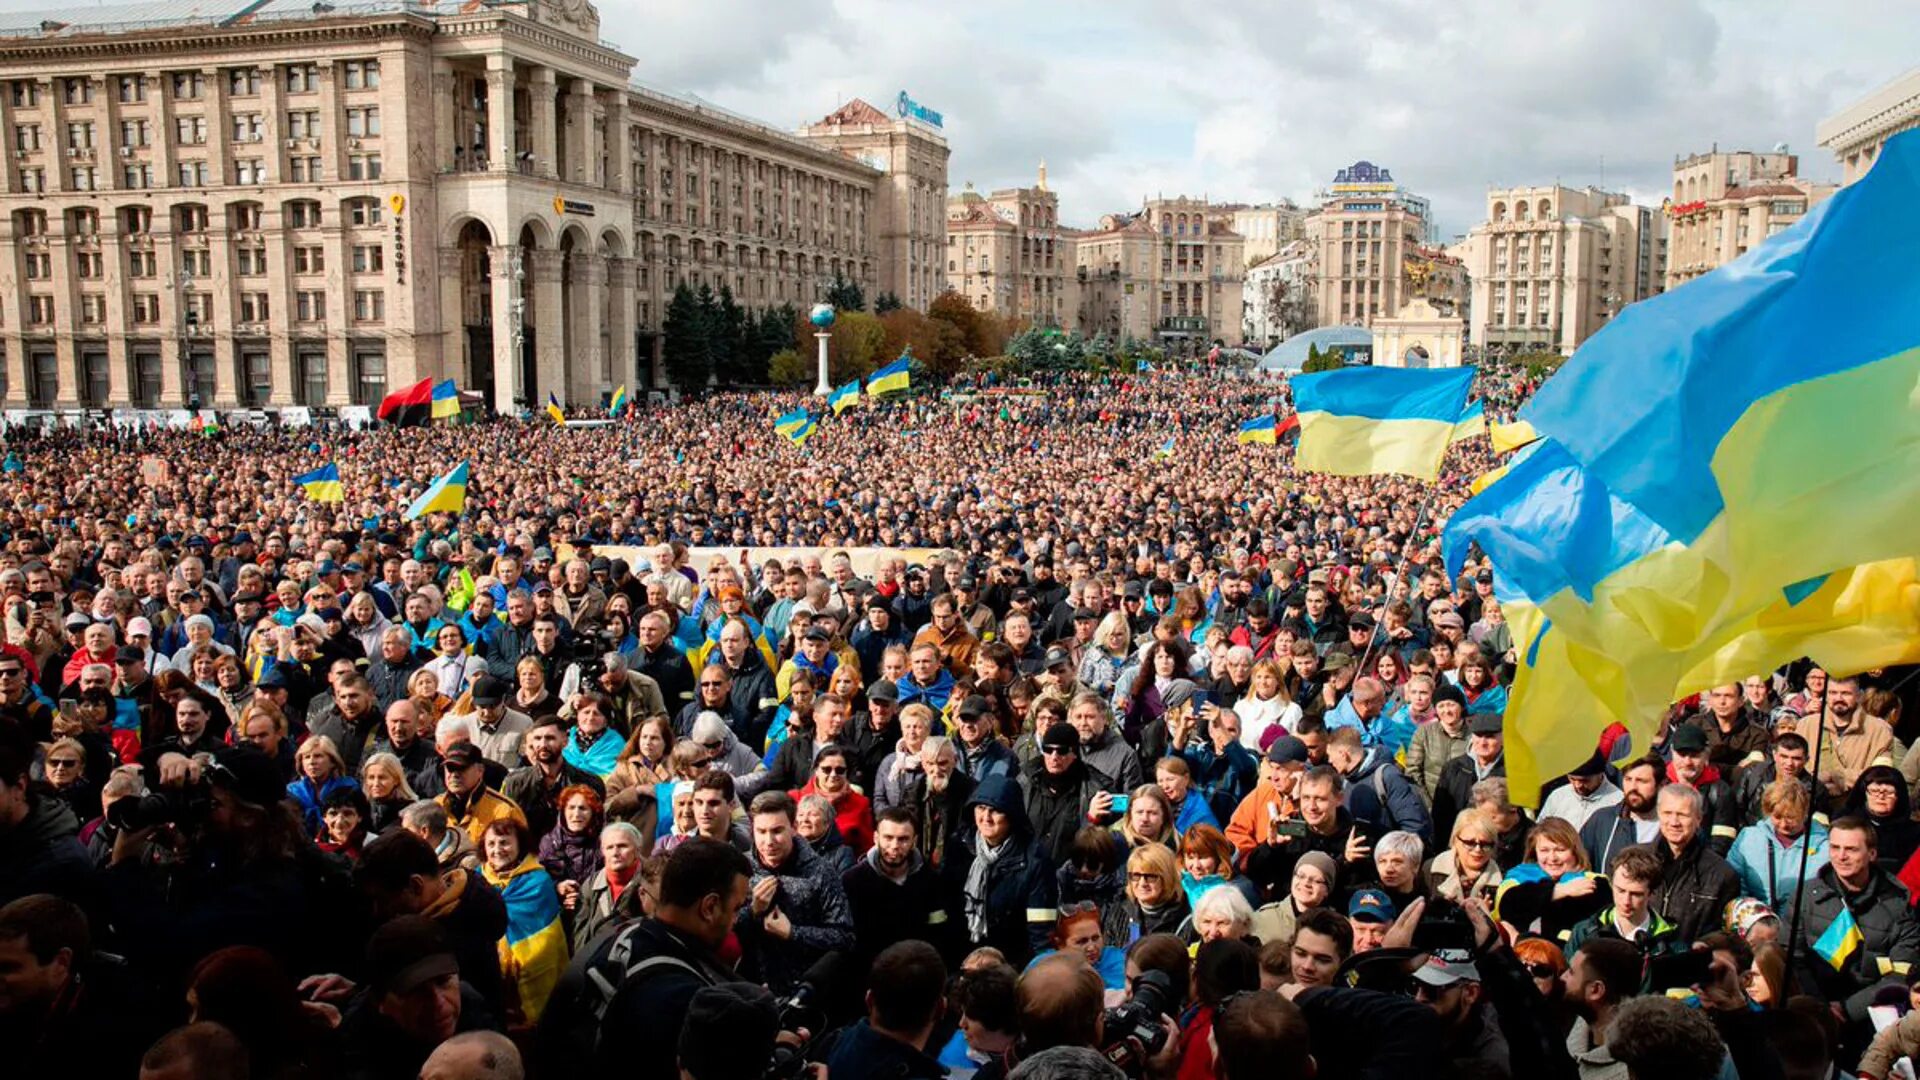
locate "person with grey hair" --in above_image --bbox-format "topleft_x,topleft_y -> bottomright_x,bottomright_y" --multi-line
419,1029 -> 524,1080
366,625 -> 425,711
401,798 -> 479,871
568,820 -> 648,953
1651,781 -> 1740,942
1373,829 -> 1428,908
689,710 -> 764,777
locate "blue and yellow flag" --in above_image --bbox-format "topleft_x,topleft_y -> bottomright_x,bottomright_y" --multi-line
485,858 -> 569,1025
404,461 -> 469,521
1290,366 -> 1474,479
1236,416 -> 1277,445
1449,400 -> 1487,445
431,379 -> 460,420
1444,130 -> 1920,795
1490,418 -> 1539,454
294,463 -> 343,503
545,393 -> 566,424
828,380 -> 861,415
609,384 -> 629,419
868,356 -> 911,396
774,407 -> 811,437
1813,906 -> 1865,971
1155,437 -> 1175,459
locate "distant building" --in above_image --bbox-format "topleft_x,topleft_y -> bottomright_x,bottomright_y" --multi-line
1074,196 -> 1244,349
1214,201 -> 1305,266
1816,67 -> 1920,186
1314,161 -> 1433,242
798,97 -> 951,311
944,164 -> 1073,327
1241,239 -> 1314,347
1664,149 -> 1831,291
1457,185 -> 1666,356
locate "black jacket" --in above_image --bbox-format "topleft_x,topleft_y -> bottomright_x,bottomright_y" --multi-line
629,642 -> 695,714
364,652 -> 423,711
843,846 -> 949,965
1432,753 -> 1504,846
942,775 -> 1059,968
1734,763 -> 1815,827
735,835 -> 857,994
501,760 -> 606,841
1243,807 -> 1380,901
1651,833 -> 1742,944
1295,985 -> 1447,1080
581,919 -> 746,1079
483,618 -> 537,680
0,791 -> 95,911
816,1019 -> 946,1080
1788,862 -> 1920,1022
1578,804 -> 1658,877
1016,756 -> 1110,863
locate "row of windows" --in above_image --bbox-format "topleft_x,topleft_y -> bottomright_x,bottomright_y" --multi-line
11,346 -> 384,409
7,62 -> 380,109
18,288 -> 385,327
13,196 -> 385,238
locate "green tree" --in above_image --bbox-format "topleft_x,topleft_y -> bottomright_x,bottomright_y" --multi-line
1302,351 -> 1344,374
1306,342 -> 1323,368
874,291 -> 903,314
767,348 -> 809,386
928,290 -> 996,366
825,272 -> 866,312
710,285 -> 750,386
661,283 -> 712,390
829,310 -> 887,381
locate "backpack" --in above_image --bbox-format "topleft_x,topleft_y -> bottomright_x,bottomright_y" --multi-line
580,921 -> 711,1031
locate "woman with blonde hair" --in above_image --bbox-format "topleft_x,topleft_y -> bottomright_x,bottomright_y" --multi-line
1077,611 -> 1134,697
1232,659 -> 1298,751
1426,807 -> 1503,904
1114,783 -> 1176,850
514,655 -> 556,718
1103,843 -> 1190,947
407,666 -> 452,736
287,734 -> 358,837
358,751 -> 418,834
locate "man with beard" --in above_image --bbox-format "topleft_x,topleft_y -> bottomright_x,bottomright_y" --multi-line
307,674 -> 382,772
842,807 -> 948,965
1562,938 -> 1648,1077
1580,755 -> 1665,873
501,716 -> 606,840
911,737 -> 973,870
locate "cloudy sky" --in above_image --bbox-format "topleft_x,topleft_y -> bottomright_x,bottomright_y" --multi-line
606,0 -> 1913,238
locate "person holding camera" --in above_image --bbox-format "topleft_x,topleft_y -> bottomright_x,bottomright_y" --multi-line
557,652 -> 665,737
815,940 -> 948,1080
1244,765 -> 1379,903
999,952 -> 1181,1079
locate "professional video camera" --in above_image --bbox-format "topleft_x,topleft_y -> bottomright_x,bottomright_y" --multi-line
106,779 -> 213,832
1101,968 -> 1175,1075
765,953 -> 843,1079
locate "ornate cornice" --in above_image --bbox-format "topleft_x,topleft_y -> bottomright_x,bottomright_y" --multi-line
0,15 -> 435,63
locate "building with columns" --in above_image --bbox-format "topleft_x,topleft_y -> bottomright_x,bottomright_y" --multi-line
797,97 -> 949,311
1664,149 -> 1831,291
1072,196 -> 1244,349
0,0 -> 940,414
1817,68 -> 1920,186
944,165 -> 1073,328
1456,184 -> 1666,356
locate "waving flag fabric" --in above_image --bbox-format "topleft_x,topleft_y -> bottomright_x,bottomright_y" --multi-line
609,384 -> 629,419
828,380 -> 861,415
867,356 -> 911,396
1236,416 -> 1276,445
377,378 -> 434,427
295,463 -> 343,503
1444,130 -> 1920,796
1449,400 -> 1487,445
545,393 -> 565,425
1290,366 -> 1475,479
404,461 -> 469,521
430,379 -> 460,420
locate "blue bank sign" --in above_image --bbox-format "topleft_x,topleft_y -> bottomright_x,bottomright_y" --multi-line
896,90 -> 943,128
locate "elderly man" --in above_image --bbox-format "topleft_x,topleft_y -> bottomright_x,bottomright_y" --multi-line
366,626 -> 425,711
629,609 -> 695,711
1650,783 -> 1741,943
1325,675 -> 1402,752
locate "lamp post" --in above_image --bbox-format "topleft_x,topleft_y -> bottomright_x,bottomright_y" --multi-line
808,303 -> 835,395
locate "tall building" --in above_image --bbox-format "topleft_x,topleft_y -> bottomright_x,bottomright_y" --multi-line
1664,149 -> 1832,291
944,164 -> 1073,328
1241,238 -> 1314,347
1817,68 -> 1920,186
1215,200 -> 1305,266
1073,196 -> 1243,349
1303,185 -> 1426,329
1315,161 -> 1433,242
1457,185 -> 1667,356
0,0 -> 933,413
798,96 -> 949,311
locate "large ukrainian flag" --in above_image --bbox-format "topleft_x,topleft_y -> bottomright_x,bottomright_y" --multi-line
1444,130 -> 1920,796
294,463 -> 344,503
828,379 -> 861,415
868,356 -> 911,396
1290,366 -> 1475,479
484,856 -> 569,1025
404,461 -> 469,521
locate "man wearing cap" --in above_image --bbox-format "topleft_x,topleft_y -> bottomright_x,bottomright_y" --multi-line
1297,647 -> 1357,725
1037,644 -> 1084,700
1411,946 -> 1511,1079
353,831 -> 509,1022
849,593 -> 909,686
465,675 -> 533,770
847,678 -> 903,793
1347,888 -> 1398,953
953,576 -> 998,644
1020,720 -> 1114,860
1432,713 -> 1506,845
1664,723 -> 1741,855
1538,751 -> 1624,832
336,915 -> 487,1080
435,741 -> 528,845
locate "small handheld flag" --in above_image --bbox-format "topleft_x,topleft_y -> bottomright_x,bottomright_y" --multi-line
1237,416 -> 1277,445
828,380 -> 861,415
774,408 -> 815,445
1154,437 -> 1174,459
609,384 -> 629,419
546,393 -> 566,424
867,356 -> 911,396
295,463 -> 344,503
430,379 -> 460,420
405,461 -> 470,521
1813,906 -> 1864,970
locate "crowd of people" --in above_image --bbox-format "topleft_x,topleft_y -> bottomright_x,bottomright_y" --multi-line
1,364 -> 1917,1080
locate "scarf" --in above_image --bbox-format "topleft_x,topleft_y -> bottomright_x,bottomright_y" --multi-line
965,832 -> 1009,943
607,861 -> 637,904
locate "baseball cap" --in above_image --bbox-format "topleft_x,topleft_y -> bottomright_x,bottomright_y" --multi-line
1568,749 -> 1608,777
1412,948 -> 1481,987
316,560 -> 340,576
63,612 -> 91,629
956,695 -> 992,720
1320,649 -> 1356,674
1669,723 -> 1709,754
1266,735 -> 1309,764
1072,608 -> 1098,622
590,557 -> 612,574
1122,581 -> 1145,600
470,675 -> 507,707
126,616 -> 154,639
114,645 -> 144,664
1043,646 -> 1074,671
1431,611 -> 1466,630
364,915 -> 459,996
1347,889 -> 1397,925
440,742 -> 482,771
1347,611 -> 1375,630
231,592 -> 264,607
1468,713 -> 1504,736
802,626 -> 831,643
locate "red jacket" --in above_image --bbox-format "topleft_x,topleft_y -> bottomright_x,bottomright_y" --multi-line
792,778 -> 875,856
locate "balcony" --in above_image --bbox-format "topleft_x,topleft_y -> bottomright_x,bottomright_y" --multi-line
1159,316 -> 1206,332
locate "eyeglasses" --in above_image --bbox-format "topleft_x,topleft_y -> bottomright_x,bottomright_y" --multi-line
1128,872 -> 1160,883
1059,900 -> 1100,916
1458,838 -> 1495,850
45,758 -> 80,769
699,680 -> 727,689
817,765 -> 847,776
1524,963 -> 1559,981
1041,745 -> 1075,757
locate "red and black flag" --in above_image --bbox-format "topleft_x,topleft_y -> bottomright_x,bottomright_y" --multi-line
377,378 -> 434,427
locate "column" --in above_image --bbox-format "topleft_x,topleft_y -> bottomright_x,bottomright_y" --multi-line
528,67 -> 556,178
563,78 -> 591,185
257,64 -> 282,185
202,66 -> 229,190
432,59 -> 456,172
530,248 -> 563,402
45,214 -> 78,405
606,96 -> 630,195
439,247 -> 466,382
101,215 -> 130,404
149,69 -> 176,185
607,256 -> 634,391
567,250 -> 603,402
263,202 -> 294,403
487,245 -> 519,414
484,56 -> 513,171
206,203 -> 236,406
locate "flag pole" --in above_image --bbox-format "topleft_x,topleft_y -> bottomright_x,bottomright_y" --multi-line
1784,670 -> 1831,974
1354,482 -> 1439,681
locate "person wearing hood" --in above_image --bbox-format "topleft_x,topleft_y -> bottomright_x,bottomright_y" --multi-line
843,806 -> 948,965
850,593 -> 911,686
736,789 -> 856,993
1849,764 -> 1920,875
1019,723 -> 1114,862
943,773 -> 1058,968
0,738 -> 95,908
1665,723 -> 1742,855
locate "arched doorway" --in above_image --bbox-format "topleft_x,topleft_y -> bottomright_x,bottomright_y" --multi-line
518,223 -> 541,404
456,219 -> 495,402
1403,343 -> 1431,369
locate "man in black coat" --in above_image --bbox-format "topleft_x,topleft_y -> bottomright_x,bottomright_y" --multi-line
1016,723 -> 1111,863
842,808 -> 949,966
1650,782 -> 1741,943
1431,713 -> 1506,845
942,775 -> 1058,968
629,609 -> 695,715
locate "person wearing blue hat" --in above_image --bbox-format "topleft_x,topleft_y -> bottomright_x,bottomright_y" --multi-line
1347,887 -> 1398,953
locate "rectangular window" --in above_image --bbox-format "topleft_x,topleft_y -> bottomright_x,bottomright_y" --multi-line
119,118 -> 150,148
230,113 -> 263,143
17,167 -> 43,193
132,294 -> 160,324
287,202 -> 321,228
176,116 -> 206,145
286,110 -> 320,139
66,122 -> 95,150
345,107 -> 380,137
241,349 -> 272,405
128,250 -> 156,278
13,125 -> 38,152
342,60 -> 380,89
228,68 -> 259,97
171,72 -> 204,100
352,347 -> 386,405
75,251 -> 102,279
178,204 -> 208,232
27,296 -> 55,325
29,350 -> 56,407
233,159 -> 264,185
133,352 -> 162,407
284,63 -> 318,94
289,156 -> 322,182
186,351 -> 216,406
117,75 -> 145,103
239,293 -> 269,322
346,153 -> 382,181
11,81 -> 39,108
293,246 -> 324,273
236,246 -> 266,276
347,200 -> 382,226
176,160 -> 208,187
63,77 -> 92,106
298,350 -> 327,405
353,289 -> 384,322
80,295 -> 105,325
351,244 -> 383,273
296,291 -> 325,321
68,167 -> 96,191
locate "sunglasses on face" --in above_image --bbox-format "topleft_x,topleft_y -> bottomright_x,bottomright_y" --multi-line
1459,838 -> 1495,850
1041,745 -> 1074,757
1524,963 -> 1559,981
817,765 -> 847,776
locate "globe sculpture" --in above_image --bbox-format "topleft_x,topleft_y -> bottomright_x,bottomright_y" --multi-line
809,303 -> 836,329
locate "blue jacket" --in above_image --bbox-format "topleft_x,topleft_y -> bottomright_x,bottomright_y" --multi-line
563,728 -> 622,779
1323,696 -> 1410,752
1179,739 -> 1259,825
849,622 -> 909,684
1463,683 -> 1508,715
1170,790 -> 1220,837
1728,820 -> 1829,909
957,737 -> 1017,787
1342,747 -> 1433,844
897,668 -> 956,713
